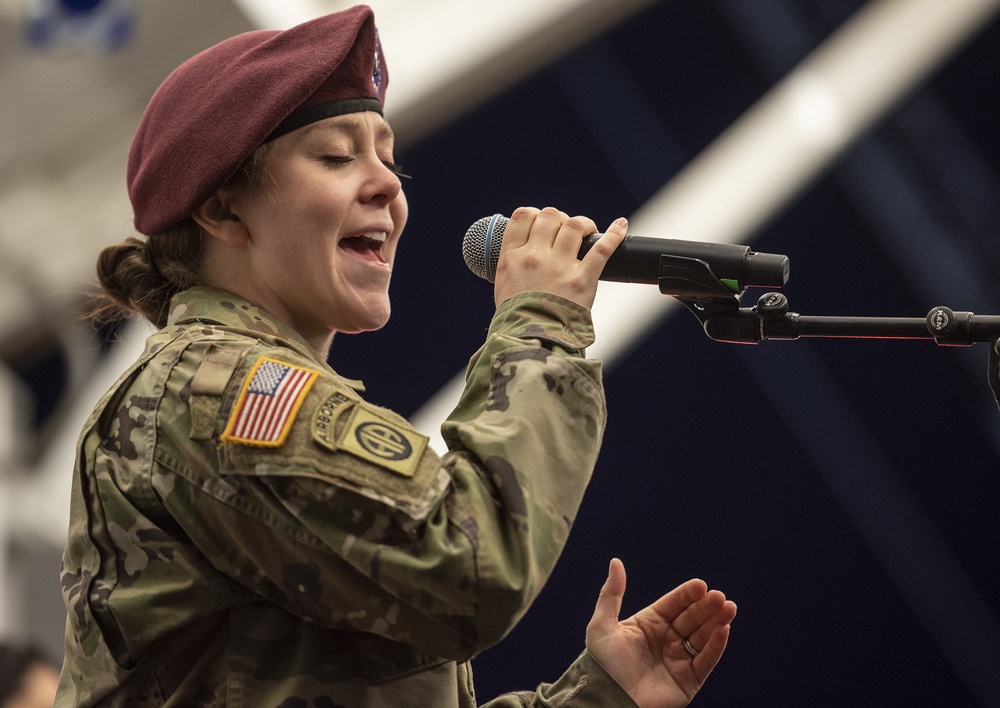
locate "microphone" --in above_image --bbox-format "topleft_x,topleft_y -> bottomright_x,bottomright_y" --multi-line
463,214 -> 789,291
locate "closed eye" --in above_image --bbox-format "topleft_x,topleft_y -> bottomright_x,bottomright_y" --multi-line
319,155 -> 410,179
320,155 -> 353,166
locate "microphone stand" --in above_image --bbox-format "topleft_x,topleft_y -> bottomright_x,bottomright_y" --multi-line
656,255 -> 1000,408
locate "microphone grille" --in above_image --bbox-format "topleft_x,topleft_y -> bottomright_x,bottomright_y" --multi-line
462,214 -> 508,282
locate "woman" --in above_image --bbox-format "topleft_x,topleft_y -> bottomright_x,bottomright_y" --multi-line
57,5 -> 736,706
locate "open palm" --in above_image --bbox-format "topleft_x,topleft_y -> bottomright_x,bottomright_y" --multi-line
585,559 -> 737,708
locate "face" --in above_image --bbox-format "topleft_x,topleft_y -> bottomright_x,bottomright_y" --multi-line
227,111 -> 407,344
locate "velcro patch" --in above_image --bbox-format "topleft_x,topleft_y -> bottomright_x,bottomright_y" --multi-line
338,405 -> 428,478
222,357 -> 318,447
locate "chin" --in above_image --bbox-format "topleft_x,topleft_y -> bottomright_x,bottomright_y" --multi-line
338,311 -> 391,335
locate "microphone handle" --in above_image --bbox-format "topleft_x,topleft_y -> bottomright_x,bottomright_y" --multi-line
579,233 -> 789,289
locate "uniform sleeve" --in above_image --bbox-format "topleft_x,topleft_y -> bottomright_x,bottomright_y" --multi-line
479,651 -> 637,707
154,291 -> 607,662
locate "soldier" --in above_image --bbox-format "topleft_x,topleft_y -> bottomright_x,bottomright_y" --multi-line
57,5 -> 736,706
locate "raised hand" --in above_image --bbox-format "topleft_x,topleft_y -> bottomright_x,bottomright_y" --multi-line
585,558 -> 737,708
492,206 -> 628,309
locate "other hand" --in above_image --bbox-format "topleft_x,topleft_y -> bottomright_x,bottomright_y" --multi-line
586,558 -> 737,708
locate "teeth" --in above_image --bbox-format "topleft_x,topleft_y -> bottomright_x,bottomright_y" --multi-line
359,231 -> 388,242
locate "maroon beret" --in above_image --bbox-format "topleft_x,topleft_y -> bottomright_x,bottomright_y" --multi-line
127,4 -> 388,236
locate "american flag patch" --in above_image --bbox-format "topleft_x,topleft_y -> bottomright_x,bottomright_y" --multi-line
221,357 -> 319,447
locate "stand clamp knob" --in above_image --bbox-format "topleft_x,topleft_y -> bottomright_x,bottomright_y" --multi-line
756,292 -> 789,321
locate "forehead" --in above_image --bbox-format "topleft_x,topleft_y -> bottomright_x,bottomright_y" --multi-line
293,112 -> 395,144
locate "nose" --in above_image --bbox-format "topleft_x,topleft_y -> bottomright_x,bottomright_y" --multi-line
362,159 -> 403,206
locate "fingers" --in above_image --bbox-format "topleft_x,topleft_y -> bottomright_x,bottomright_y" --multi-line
671,586 -> 729,637
690,601 -> 737,682
502,206 -> 599,254
493,206 -> 628,309
581,216 -> 628,273
645,577 -> 737,672
500,206 -> 543,249
649,578 -> 710,624
668,586 -> 736,684
586,558 -> 627,641
680,595 -> 736,651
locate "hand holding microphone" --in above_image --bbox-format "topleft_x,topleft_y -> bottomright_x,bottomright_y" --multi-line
464,210 -> 790,299
477,207 -> 629,309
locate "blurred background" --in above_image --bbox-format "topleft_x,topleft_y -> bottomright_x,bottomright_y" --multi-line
1,0 -> 999,704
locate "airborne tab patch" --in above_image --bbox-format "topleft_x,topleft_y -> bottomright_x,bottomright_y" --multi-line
338,405 -> 428,478
222,357 -> 318,447
311,391 -> 355,452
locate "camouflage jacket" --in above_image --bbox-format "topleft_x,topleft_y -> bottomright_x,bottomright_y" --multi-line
57,286 -> 635,707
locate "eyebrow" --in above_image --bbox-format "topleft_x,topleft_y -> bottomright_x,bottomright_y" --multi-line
304,115 -> 395,143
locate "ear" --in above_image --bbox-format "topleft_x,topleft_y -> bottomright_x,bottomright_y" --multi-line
191,192 -> 249,247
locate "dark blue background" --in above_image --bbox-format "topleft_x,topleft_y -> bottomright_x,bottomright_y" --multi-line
7,2 -> 998,704
327,1 -> 1000,705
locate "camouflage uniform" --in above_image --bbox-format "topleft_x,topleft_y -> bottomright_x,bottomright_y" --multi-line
57,286 -> 634,707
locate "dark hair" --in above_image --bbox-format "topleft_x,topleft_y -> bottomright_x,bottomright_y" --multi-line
0,643 -> 55,704
92,144 -> 273,329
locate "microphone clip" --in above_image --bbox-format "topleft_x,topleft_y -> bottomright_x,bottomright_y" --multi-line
663,252 -> 1000,412
656,255 -> 743,302
660,254 -> 761,343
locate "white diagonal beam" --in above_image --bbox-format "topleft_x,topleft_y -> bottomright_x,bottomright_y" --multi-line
412,0 -> 1000,446
5,0 -> 657,548
231,0 -> 659,142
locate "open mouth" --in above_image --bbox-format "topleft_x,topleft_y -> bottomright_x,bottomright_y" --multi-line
340,231 -> 388,261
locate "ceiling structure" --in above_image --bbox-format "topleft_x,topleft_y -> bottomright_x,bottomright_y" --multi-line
1,0 -> 999,704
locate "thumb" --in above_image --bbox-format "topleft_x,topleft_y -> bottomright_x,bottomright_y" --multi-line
587,558 -> 627,641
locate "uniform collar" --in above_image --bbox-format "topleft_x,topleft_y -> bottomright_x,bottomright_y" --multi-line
167,286 -> 322,364
166,287 -> 367,391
